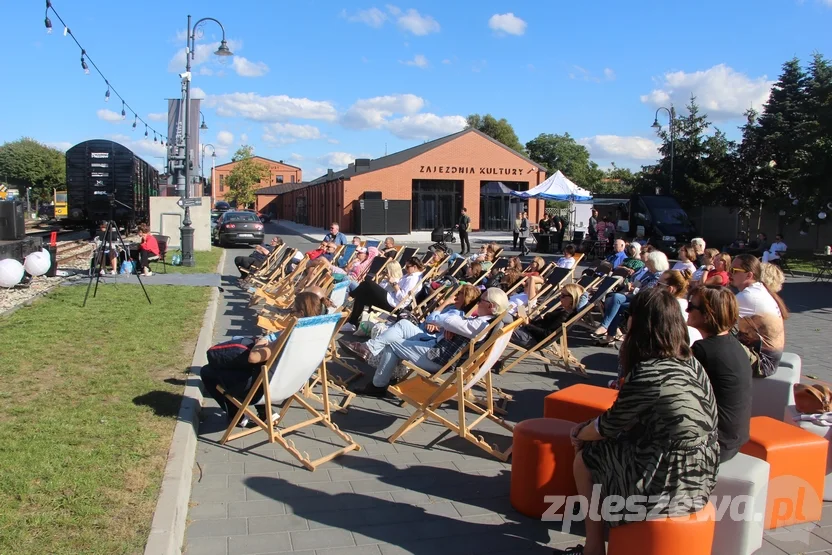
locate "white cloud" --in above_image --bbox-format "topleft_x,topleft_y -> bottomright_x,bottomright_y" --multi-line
232,57 -> 269,77
289,153 -> 304,162
46,141 -> 73,152
472,60 -> 487,73
640,64 -> 774,120
240,133 -> 249,143
216,130 -> 234,146
199,66 -> 214,76
488,13 -> 527,36
604,68 -> 616,80
107,134 -> 167,169
345,7 -> 388,27
397,9 -> 440,35
203,92 -> 337,122
341,94 -> 425,129
386,4 -> 401,16
401,54 -> 429,68
147,112 -> 167,122
167,39 -> 243,73
385,113 -> 467,140
97,109 -> 124,123
191,87 -> 207,100
264,123 -> 322,140
327,138 -> 340,144
320,152 -> 358,168
442,59 -> 451,65
579,135 -> 661,161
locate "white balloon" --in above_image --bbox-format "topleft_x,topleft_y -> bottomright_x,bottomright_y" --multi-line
24,251 -> 51,277
820,212 -> 828,220
0,259 -> 25,288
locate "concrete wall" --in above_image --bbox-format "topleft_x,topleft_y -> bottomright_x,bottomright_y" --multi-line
149,196 -> 212,251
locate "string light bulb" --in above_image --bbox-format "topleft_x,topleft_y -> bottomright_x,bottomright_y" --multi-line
144,124 -> 148,138
45,16 -> 52,33
132,115 -> 137,129
80,50 -> 89,74
153,134 -> 157,143
104,85 -> 110,102
121,102 -> 126,119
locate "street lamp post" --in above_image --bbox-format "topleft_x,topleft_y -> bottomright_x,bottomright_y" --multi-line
181,14 -> 232,266
652,106 -> 676,195
202,143 -> 216,197
200,111 -> 208,130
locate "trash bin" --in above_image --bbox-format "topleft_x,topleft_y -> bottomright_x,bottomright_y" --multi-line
46,245 -> 58,277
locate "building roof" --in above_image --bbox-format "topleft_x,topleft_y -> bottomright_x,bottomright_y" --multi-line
214,155 -> 302,171
255,182 -> 313,195
308,128 -> 546,184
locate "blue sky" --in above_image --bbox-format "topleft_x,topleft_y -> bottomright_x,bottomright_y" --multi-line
3,0 -> 832,179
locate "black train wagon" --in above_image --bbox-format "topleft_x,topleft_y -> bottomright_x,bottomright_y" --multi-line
65,139 -> 159,233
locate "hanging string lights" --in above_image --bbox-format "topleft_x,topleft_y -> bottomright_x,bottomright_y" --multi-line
43,0 -> 165,145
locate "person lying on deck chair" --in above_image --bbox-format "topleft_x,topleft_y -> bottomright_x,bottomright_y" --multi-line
510,283 -> 587,349
342,287 -> 511,398
234,236 -> 283,278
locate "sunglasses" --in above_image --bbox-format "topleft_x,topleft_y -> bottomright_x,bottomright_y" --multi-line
686,303 -> 703,313
731,267 -> 748,273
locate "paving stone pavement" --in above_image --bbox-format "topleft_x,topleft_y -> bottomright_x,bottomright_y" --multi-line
184,224 -> 832,555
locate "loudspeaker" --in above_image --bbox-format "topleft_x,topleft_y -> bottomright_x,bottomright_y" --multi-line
0,200 -> 25,240
363,191 -> 382,200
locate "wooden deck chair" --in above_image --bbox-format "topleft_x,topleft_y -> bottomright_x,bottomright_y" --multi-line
365,239 -> 380,249
336,244 -> 357,268
373,270 -> 432,321
526,267 -> 573,306
362,255 -> 390,282
396,246 -> 419,263
218,312 -> 361,470
246,247 -> 295,290
497,276 -> 623,376
442,257 -> 468,279
240,244 -> 286,282
387,318 -> 524,461
323,281 -> 365,388
248,251 -> 305,307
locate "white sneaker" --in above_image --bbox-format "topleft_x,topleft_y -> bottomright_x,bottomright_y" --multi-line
143,271 -> 153,277
341,323 -> 356,333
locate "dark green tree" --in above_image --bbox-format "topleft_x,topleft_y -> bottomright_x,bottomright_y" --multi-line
524,132 -> 605,193
466,114 -> 526,154
643,97 -> 731,208
597,163 -> 637,194
0,138 -> 66,202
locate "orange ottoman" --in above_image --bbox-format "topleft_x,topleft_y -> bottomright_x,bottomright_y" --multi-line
543,384 -> 618,422
510,418 -> 577,519
608,502 -> 716,555
740,415 -> 828,529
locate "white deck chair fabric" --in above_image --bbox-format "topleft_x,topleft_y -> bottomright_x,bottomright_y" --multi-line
461,324 -> 516,394
328,281 -> 350,312
260,312 -> 342,405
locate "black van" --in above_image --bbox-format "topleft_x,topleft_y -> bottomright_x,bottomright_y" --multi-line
593,194 -> 697,256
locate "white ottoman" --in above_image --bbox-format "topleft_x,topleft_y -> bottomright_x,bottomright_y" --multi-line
783,404 -> 832,501
710,453 -> 770,555
779,352 -> 802,372
751,357 -> 801,420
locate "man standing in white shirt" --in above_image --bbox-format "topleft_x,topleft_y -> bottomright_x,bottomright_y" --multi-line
762,234 -> 787,264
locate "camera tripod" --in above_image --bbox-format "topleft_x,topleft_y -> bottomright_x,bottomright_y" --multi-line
83,197 -> 151,307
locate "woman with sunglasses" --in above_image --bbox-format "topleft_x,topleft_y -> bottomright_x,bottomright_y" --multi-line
686,285 -> 752,462
511,283 -> 586,348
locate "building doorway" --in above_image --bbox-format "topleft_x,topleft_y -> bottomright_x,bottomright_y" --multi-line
479,181 -> 529,231
411,180 -> 462,230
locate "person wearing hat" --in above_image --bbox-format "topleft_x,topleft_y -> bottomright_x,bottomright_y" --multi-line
235,236 -> 283,278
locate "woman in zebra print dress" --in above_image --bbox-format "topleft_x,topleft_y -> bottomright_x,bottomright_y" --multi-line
556,287 -> 720,555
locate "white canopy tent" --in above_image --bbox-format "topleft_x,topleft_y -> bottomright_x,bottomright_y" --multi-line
511,170 -> 593,237
510,170 -> 593,203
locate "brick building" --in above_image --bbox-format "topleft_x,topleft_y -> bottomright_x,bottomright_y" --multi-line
211,156 -> 302,204
255,129 -> 548,233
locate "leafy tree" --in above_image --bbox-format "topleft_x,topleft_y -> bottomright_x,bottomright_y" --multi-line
224,146 -> 268,208
525,132 -> 605,193
0,137 -> 65,202
643,97 -> 731,208
722,109 -> 777,219
466,114 -> 526,154
597,163 -> 637,195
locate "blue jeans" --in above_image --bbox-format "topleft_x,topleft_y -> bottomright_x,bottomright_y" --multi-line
347,279 -> 360,293
366,319 -> 426,357
373,335 -> 443,387
600,293 -> 629,332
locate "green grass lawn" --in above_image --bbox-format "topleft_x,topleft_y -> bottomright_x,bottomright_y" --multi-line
161,246 -> 223,274
0,285 -> 210,554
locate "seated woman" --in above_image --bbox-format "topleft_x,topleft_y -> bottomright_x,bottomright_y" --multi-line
523,256 -> 546,277
687,285 -> 752,462
659,269 -> 702,344
341,257 -> 425,332
731,254 -> 788,377
93,221 -> 119,275
593,250 -> 670,344
556,244 -> 578,269
200,291 -> 327,427
560,287 -> 719,555
460,261 -> 484,285
619,243 -> 644,273
136,223 -> 159,277
334,246 -> 376,289
511,283 -> 586,348
690,247 -> 719,285
672,244 -> 697,273
699,252 -> 731,287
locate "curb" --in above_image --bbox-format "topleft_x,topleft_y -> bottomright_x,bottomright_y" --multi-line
143,249 -> 225,555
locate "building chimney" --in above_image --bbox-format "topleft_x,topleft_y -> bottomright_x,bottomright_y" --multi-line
354,158 -> 371,173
